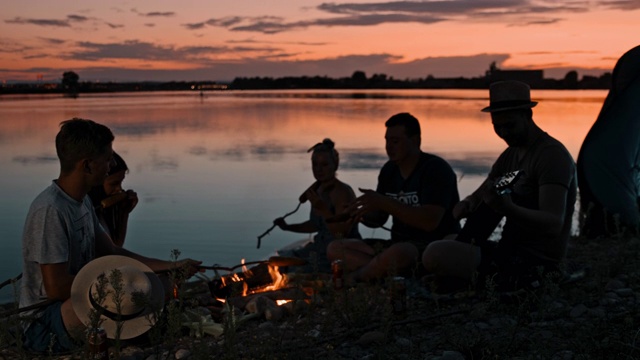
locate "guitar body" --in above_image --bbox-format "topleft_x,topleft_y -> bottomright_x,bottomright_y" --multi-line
455,202 -> 503,247
455,170 -> 522,247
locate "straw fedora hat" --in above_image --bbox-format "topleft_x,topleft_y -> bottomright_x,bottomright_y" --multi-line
70,255 -> 165,340
481,80 -> 538,112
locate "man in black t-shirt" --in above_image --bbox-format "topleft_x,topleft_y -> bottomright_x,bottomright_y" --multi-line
327,113 -> 460,281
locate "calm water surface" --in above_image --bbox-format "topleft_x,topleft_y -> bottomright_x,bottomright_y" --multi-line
0,89 -> 606,301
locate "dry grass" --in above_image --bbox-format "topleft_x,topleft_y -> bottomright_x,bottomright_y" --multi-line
2,235 -> 640,359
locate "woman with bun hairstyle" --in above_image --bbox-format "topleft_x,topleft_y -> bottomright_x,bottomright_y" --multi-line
273,139 -> 361,271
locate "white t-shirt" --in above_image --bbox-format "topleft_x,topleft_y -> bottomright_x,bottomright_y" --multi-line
19,181 -> 98,311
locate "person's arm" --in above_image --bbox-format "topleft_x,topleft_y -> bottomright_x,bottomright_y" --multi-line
355,189 -> 446,232
95,225 -> 201,276
273,218 -> 318,233
324,184 -> 359,236
111,189 -> 138,247
484,183 -> 568,236
356,158 -> 460,232
360,209 -> 389,228
486,145 -> 575,237
111,213 -> 128,247
453,177 -> 493,220
41,262 -> 75,301
350,188 -> 442,232
26,204 -> 75,301
305,185 -> 335,219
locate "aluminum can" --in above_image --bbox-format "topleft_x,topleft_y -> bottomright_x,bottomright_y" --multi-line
332,259 -> 344,290
390,276 -> 407,315
88,327 -> 108,360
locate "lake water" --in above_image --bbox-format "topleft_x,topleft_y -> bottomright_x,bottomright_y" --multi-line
0,89 -> 607,302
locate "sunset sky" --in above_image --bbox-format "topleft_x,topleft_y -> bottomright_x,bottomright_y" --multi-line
1,0 -> 639,83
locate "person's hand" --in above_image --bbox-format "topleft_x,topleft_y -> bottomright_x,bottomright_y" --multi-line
452,199 -> 476,220
123,189 -> 138,213
174,258 -> 203,279
273,217 -> 288,230
348,188 -> 386,221
482,190 -> 513,215
305,187 -> 330,214
299,181 -> 320,203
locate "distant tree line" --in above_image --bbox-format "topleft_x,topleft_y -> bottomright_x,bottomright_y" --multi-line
0,66 -> 613,95
230,68 -> 612,90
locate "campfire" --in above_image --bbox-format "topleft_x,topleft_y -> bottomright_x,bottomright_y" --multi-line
192,256 -> 315,321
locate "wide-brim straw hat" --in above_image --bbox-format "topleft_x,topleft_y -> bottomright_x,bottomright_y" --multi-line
481,80 -> 538,112
70,255 -> 165,340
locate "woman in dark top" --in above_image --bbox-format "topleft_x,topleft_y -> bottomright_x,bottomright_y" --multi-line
88,152 -> 138,247
274,139 -> 361,271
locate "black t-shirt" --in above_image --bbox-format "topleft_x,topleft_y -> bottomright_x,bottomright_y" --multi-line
490,132 -> 577,263
376,152 -> 460,245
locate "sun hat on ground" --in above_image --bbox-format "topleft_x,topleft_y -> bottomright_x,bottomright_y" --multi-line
70,255 -> 165,340
481,80 -> 538,112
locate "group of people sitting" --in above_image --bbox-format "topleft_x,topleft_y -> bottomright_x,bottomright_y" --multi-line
17,80 -> 578,353
274,80 -> 577,290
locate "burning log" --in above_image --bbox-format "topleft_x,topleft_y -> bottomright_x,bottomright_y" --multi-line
264,305 -> 283,321
203,256 -> 315,322
208,262 -> 275,299
226,287 -> 309,310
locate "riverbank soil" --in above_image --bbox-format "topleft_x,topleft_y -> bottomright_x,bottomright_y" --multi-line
2,235 -> 639,359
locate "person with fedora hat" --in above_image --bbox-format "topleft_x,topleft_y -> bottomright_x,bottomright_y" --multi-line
19,118 -> 202,353
422,80 -> 577,291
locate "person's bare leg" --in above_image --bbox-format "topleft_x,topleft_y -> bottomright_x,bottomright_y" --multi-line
61,299 -> 85,340
349,242 -> 419,282
422,240 -> 481,280
327,239 -> 376,271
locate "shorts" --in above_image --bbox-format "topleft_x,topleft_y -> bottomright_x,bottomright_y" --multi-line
23,301 -> 77,354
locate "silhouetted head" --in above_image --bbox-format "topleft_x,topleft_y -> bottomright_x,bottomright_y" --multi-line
308,138 -> 339,182
56,118 -> 114,180
491,108 -> 535,147
108,151 -> 128,176
482,80 -> 538,113
384,113 -> 421,162
385,112 -> 421,138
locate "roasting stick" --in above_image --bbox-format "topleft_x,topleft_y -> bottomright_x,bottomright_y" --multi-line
256,202 -> 302,249
256,181 -> 323,249
198,255 -> 307,272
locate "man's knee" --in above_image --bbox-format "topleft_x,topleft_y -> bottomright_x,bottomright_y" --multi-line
384,243 -> 418,268
422,241 -> 446,273
326,240 -> 343,260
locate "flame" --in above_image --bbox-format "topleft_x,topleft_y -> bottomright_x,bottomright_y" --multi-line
213,260 -> 291,304
265,265 -> 287,291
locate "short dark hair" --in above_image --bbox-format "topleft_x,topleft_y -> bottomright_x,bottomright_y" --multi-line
56,118 -> 114,173
385,113 -> 421,138
109,151 -> 129,176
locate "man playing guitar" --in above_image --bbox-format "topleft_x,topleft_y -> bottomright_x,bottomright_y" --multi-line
422,81 -> 577,292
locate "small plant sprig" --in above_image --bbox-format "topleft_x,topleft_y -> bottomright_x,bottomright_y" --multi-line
221,301 -> 239,359
87,273 -> 109,330
108,268 -> 125,358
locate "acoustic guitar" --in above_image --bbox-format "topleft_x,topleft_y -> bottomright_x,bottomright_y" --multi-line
455,170 -> 523,246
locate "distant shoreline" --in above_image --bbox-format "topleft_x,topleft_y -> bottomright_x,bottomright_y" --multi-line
1,71 -> 613,95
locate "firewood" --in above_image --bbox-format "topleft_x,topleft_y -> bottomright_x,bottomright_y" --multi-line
264,306 -> 283,321
227,287 -> 308,309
